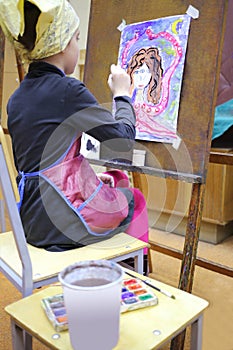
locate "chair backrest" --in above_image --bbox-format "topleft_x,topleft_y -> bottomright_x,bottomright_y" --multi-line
0,126 -> 19,201
0,128 -> 33,295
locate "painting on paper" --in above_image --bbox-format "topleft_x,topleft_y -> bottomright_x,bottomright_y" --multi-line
80,133 -> 100,160
117,14 -> 191,143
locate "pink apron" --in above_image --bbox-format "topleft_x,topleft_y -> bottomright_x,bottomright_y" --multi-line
18,137 -> 149,246
18,139 -> 129,236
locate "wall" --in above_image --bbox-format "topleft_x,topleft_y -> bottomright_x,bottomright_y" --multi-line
139,163 -> 233,244
69,0 -> 91,50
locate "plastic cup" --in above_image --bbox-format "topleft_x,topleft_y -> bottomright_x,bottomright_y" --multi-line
132,149 -> 146,166
58,260 -> 123,350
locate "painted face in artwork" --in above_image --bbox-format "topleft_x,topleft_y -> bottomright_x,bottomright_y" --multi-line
133,62 -> 152,89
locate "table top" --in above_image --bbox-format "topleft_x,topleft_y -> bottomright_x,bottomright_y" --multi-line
5,271 -> 209,350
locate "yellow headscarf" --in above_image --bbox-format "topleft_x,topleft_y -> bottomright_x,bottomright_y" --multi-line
0,0 -> 80,61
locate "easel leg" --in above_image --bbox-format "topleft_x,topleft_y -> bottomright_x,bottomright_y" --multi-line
170,182 -> 206,350
179,183 -> 206,292
148,247 -> 153,275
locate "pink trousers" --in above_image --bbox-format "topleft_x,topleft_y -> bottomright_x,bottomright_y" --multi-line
104,170 -> 148,253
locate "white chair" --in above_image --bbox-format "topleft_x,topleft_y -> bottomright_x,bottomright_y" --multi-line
0,127 -> 19,232
0,126 -> 148,297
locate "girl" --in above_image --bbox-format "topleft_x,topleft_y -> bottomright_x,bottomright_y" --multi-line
0,0 -> 149,257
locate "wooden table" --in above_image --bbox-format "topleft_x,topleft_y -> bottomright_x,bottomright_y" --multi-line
5,271 -> 208,350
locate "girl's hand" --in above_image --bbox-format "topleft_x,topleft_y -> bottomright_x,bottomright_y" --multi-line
107,64 -> 131,98
97,173 -> 114,187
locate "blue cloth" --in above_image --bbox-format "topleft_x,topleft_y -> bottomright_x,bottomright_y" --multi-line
212,99 -> 233,140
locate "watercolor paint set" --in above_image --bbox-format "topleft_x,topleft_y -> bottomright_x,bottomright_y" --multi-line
41,278 -> 158,332
120,277 -> 158,313
41,294 -> 68,332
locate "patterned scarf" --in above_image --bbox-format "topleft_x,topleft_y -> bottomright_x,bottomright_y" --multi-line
0,0 -> 80,61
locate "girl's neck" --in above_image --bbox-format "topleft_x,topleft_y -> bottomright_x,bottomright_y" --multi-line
41,52 -> 65,74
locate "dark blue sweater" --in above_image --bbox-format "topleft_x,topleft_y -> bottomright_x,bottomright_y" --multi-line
7,61 -> 136,251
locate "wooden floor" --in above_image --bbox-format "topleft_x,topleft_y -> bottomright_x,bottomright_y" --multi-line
149,229 -> 233,350
0,228 -> 233,350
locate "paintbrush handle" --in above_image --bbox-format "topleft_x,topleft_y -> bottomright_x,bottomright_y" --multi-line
124,270 -> 175,299
144,280 -> 175,299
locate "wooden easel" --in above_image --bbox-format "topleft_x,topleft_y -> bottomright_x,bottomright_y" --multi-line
83,1 -> 229,348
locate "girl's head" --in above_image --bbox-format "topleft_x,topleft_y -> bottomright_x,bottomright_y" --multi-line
127,47 -> 163,104
59,28 -> 80,75
0,0 -> 80,65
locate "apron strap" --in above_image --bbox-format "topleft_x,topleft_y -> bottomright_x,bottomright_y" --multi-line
17,170 -> 40,210
17,136 -> 79,210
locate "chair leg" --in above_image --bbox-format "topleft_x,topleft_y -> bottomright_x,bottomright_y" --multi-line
11,320 -> 32,350
24,331 -> 33,350
0,199 -> 6,232
11,321 -> 24,350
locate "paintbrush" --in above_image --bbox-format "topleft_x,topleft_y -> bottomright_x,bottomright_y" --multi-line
123,269 -> 176,299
